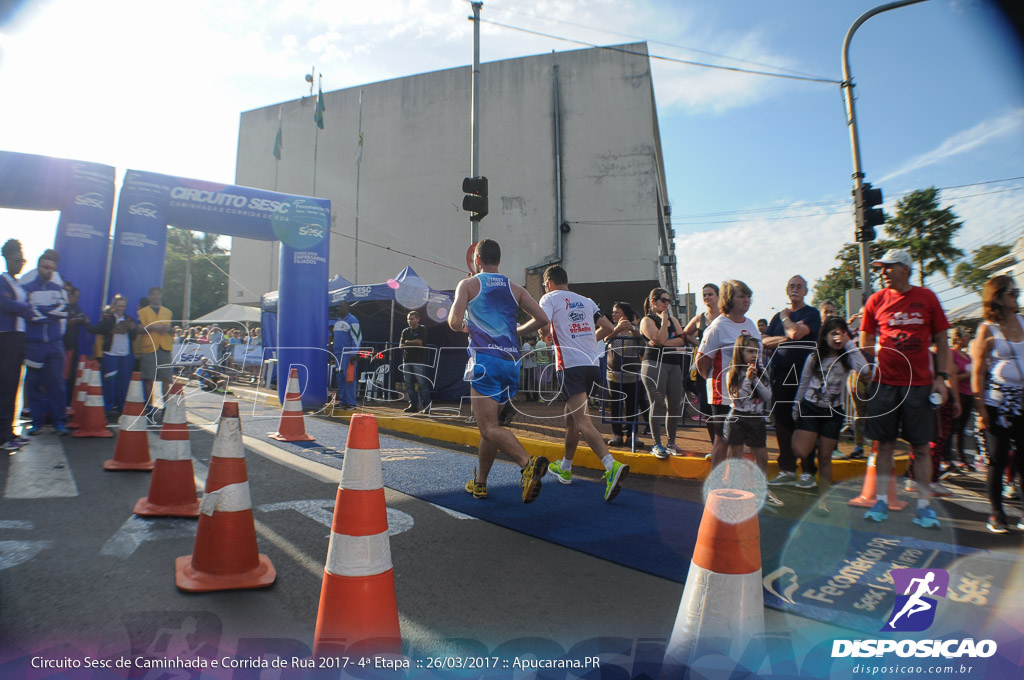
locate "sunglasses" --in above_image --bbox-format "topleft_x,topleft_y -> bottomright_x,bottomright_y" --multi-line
656,297 -> 671,303
1003,288 -> 1020,297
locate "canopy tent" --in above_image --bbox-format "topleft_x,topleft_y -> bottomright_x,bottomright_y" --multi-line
261,273 -> 353,314
191,303 -> 263,326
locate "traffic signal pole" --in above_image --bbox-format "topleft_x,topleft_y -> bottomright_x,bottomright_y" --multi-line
841,0 -> 930,302
470,1 -> 482,245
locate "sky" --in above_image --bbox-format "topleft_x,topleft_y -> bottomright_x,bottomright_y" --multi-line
1,0 -> 1023,323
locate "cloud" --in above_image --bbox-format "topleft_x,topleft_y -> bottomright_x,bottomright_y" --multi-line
879,109 -> 1024,183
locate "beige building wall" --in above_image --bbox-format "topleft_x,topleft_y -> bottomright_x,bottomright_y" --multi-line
230,43 -> 677,310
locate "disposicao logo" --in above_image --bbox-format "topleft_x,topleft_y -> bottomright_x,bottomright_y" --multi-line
831,569 -> 997,659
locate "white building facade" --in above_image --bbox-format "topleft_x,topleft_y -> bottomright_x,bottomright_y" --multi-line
230,43 -> 678,311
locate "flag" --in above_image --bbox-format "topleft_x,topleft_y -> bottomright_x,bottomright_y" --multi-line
273,110 -> 283,160
355,131 -> 363,164
314,84 -> 325,129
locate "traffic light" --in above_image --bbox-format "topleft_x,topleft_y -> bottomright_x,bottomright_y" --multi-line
853,182 -> 884,242
462,176 -> 488,222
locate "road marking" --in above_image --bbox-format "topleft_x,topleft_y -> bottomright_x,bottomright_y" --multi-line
100,516 -> 196,559
258,499 -> 414,536
429,504 -> 477,520
3,435 -> 78,498
0,520 -> 55,571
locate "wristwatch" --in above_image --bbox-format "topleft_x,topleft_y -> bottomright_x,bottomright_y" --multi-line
936,371 -> 949,378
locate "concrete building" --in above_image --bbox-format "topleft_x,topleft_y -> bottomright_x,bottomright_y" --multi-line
230,42 -> 678,315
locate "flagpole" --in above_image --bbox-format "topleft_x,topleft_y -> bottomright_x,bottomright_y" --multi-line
274,107 -> 281,191
354,90 -> 363,284
313,79 -> 320,197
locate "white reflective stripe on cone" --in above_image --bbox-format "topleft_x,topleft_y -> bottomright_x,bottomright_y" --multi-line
200,482 -> 252,515
153,440 -> 192,461
162,406 -> 187,426
85,394 -> 105,407
125,380 -> 144,403
664,564 -> 764,667
118,413 -> 149,432
283,398 -> 303,412
339,449 -> 384,491
324,530 -> 393,577
211,418 -> 245,458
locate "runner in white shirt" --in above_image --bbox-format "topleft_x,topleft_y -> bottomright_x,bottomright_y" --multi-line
538,265 -> 629,502
695,279 -> 761,469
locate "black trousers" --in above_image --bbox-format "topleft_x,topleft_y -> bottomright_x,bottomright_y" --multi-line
0,332 -> 26,443
774,378 -> 817,475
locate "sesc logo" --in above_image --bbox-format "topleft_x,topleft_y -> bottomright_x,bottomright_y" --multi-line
298,224 -> 324,238
883,568 -> 948,632
128,202 -> 160,220
74,192 -> 105,210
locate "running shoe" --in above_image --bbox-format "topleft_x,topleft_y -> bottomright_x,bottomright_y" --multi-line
650,444 -> 669,459
606,436 -> 626,447
913,506 -> 940,529
766,490 -> 784,507
814,503 -> 831,517
864,499 -> 889,523
986,515 -> 1010,534
796,473 -> 817,489
930,482 -> 954,497
521,455 -> 548,504
1003,484 -> 1019,500
768,471 -> 797,486
602,461 -> 629,502
464,468 -> 487,499
847,445 -> 865,460
904,478 -> 917,493
2,439 -> 25,452
26,425 -> 42,436
665,443 -> 686,457
548,460 -> 572,485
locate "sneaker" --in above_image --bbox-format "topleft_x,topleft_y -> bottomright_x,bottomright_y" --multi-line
796,473 -> 817,489
403,404 -> 418,413
650,444 -> 669,460
1003,484 -> 1019,500
766,490 -> 784,507
12,436 -> 29,446
913,506 -> 940,529
864,499 -> 889,523
2,439 -> 25,451
986,515 -> 1010,534
905,478 -> 918,493
768,471 -> 797,486
848,445 -> 865,460
607,436 -> 626,447
521,455 -> 548,504
665,444 -> 685,457
548,460 -> 572,485
53,423 -> 69,436
602,461 -> 629,502
929,482 -> 954,497
26,425 -> 41,436
814,503 -> 831,517
464,469 -> 487,499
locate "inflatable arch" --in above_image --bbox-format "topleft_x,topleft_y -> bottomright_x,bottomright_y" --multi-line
108,170 -> 331,408
0,151 -> 331,409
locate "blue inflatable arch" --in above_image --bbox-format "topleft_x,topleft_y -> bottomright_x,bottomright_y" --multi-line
0,150 -> 115,357
107,170 -> 332,408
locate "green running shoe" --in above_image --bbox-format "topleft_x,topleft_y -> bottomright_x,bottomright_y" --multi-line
603,461 -> 629,502
548,460 -> 572,485
521,455 -> 549,504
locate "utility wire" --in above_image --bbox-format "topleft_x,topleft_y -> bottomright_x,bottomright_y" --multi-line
329,229 -> 467,274
481,19 -> 843,85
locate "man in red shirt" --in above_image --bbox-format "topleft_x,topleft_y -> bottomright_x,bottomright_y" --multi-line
859,249 -> 951,529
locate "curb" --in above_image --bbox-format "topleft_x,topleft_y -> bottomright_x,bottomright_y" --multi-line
324,410 -> 906,482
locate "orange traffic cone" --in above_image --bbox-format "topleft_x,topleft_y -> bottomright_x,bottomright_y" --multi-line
73,360 -> 113,438
133,382 -> 200,517
66,355 -> 85,420
268,368 -> 315,442
175,402 -> 276,592
104,372 -> 154,471
662,488 -> 764,675
847,442 -> 907,511
313,414 -> 401,657
67,359 -> 91,430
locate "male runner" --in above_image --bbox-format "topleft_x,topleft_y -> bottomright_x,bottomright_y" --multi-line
539,265 -> 630,501
448,239 -> 550,503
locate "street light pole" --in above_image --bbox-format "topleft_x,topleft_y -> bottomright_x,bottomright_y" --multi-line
470,1 -> 482,245
841,0 -> 930,303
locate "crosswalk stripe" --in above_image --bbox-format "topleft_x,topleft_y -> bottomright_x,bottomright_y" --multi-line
3,435 -> 78,498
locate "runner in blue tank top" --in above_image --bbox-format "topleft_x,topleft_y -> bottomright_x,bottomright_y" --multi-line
449,239 -> 550,504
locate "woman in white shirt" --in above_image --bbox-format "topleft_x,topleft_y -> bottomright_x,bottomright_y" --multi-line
972,275 -> 1024,534
93,295 -> 137,413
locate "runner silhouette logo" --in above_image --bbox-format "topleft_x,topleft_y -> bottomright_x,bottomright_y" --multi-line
882,568 -> 949,632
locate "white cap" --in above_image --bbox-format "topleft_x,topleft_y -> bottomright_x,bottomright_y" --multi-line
871,248 -> 912,268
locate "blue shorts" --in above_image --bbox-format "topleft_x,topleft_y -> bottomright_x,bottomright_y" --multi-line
465,353 -> 520,403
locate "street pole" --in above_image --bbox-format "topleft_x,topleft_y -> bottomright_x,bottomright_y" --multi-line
183,232 -> 192,329
842,0 -> 930,304
470,1 -> 482,246
355,90 -> 363,284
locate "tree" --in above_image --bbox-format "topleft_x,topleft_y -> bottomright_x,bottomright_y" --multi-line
885,187 -> 964,286
162,229 -> 229,322
812,241 -> 892,315
952,243 -> 1013,294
